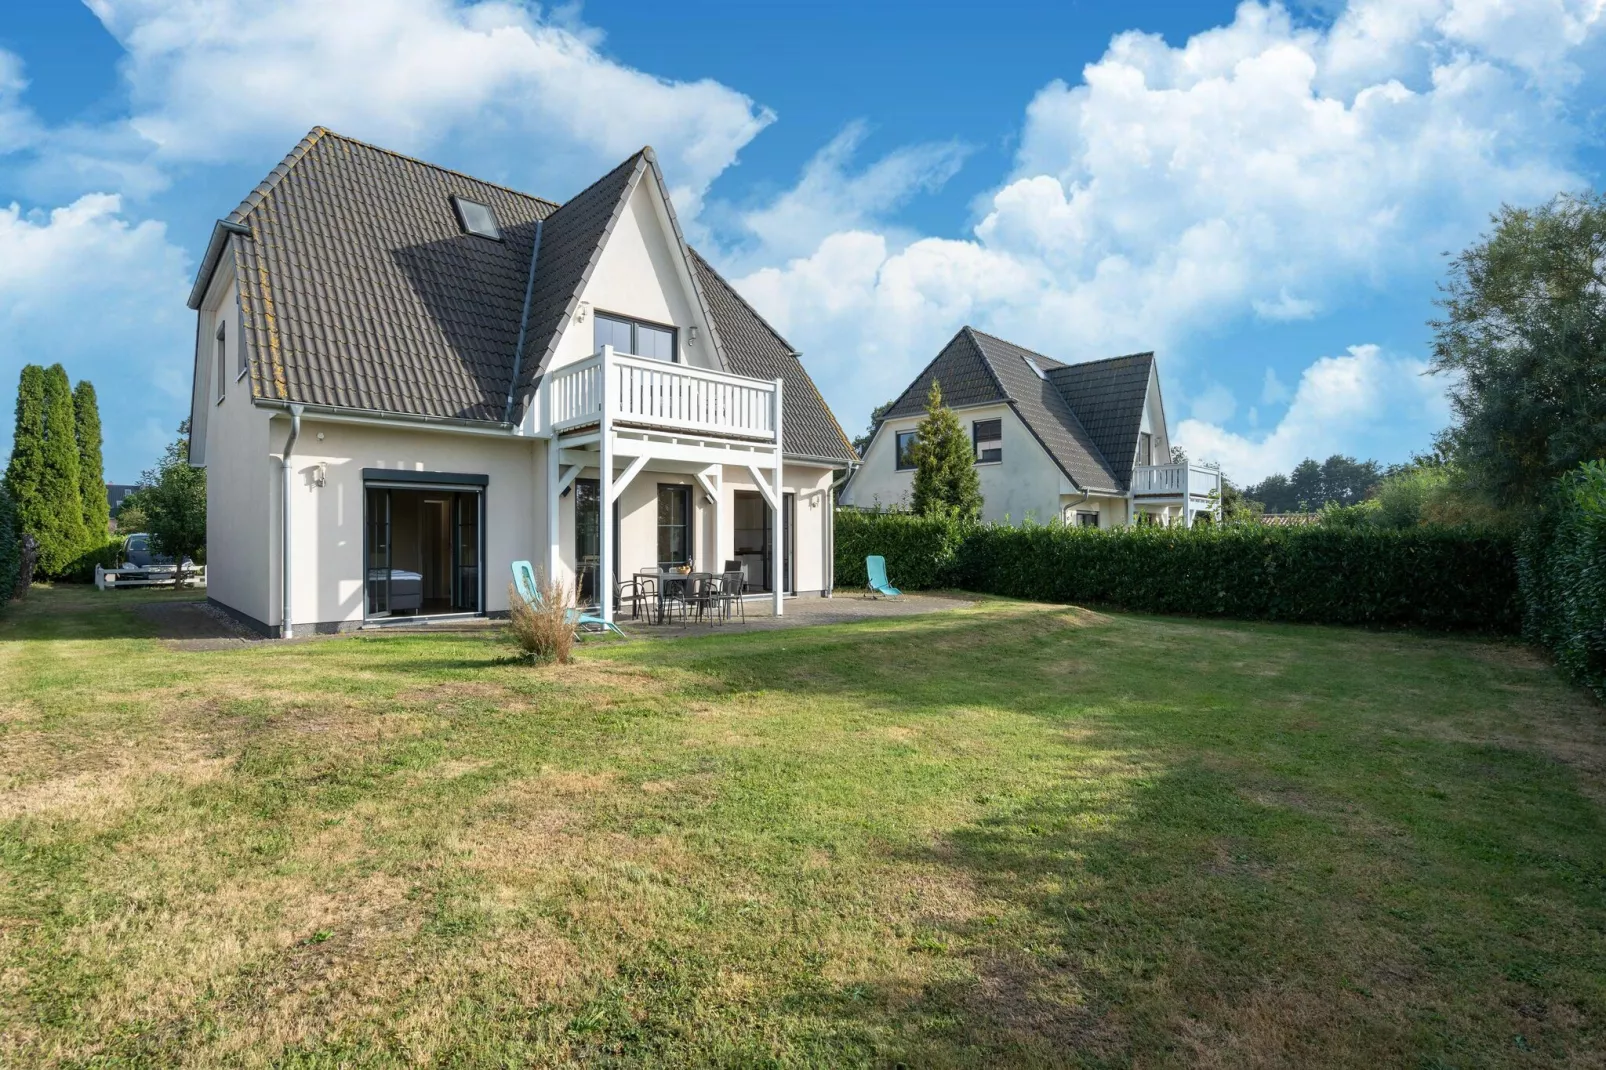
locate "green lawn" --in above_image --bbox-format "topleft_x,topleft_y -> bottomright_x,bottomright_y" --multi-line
2,586 -> 1603,1067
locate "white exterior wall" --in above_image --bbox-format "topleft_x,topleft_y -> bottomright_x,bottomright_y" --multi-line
275,419 -> 539,630
196,263 -> 276,628
845,405 -> 1071,525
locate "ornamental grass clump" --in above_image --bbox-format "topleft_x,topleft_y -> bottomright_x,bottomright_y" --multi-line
507,577 -> 575,664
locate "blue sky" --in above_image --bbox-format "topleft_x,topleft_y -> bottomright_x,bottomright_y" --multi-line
1,1 -> 1602,484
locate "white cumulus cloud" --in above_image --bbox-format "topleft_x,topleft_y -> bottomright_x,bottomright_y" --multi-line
1174,344 -> 1452,483
0,194 -> 194,473
78,0 -> 774,211
732,0 -> 1600,452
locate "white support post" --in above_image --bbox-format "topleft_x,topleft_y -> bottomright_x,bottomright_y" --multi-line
597,346 -> 615,621
772,376 -> 784,617
546,433 -> 561,588
1181,464 -> 1193,529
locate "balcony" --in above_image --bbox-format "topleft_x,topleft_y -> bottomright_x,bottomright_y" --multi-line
1130,461 -> 1222,501
546,346 -> 779,442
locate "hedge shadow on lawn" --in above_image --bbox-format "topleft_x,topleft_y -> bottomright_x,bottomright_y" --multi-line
639,606 -> 1606,1065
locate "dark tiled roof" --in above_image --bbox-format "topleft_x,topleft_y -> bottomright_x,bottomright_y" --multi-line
1045,352 -> 1155,488
690,250 -> 856,465
882,329 -> 1009,419
513,151 -> 647,401
879,327 -> 1123,493
969,330 -> 1122,494
232,128 -> 555,421
211,127 -> 846,458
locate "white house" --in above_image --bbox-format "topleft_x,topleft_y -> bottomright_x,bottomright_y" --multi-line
841,327 -> 1220,527
186,128 -> 856,636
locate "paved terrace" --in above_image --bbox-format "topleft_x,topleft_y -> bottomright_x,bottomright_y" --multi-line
132,592 -> 975,650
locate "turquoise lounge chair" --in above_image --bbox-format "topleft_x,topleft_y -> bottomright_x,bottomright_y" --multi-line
865,555 -> 901,599
511,560 -> 626,637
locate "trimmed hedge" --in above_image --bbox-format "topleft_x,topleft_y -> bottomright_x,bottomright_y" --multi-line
1518,462 -> 1606,699
836,509 -> 1519,632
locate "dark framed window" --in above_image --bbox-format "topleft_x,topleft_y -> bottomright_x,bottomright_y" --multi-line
215,321 -> 226,403
1075,510 -> 1100,528
973,418 -> 1003,464
657,484 -> 693,567
596,312 -> 677,362
895,430 -> 918,471
1137,431 -> 1153,467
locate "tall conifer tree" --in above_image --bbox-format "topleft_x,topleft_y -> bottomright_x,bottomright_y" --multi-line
35,364 -> 88,575
73,381 -> 109,542
4,365 -> 47,527
910,380 -> 984,521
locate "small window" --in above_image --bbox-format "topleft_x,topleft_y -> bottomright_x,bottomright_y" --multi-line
973,419 -> 1003,464
657,484 -> 693,567
452,196 -> 501,240
895,430 -> 918,471
215,321 -> 226,403
595,312 -> 677,363
1024,356 -> 1047,380
1075,510 -> 1100,528
1137,431 -> 1153,467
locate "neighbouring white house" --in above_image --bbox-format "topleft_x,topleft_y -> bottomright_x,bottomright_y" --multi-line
186,128 -> 856,636
841,327 -> 1220,527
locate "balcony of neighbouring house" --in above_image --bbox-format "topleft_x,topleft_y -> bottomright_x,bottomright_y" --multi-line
1130,461 -> 1223,527
544,346 -> 780,443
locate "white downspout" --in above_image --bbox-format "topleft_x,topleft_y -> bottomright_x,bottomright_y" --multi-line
280,404 -> 303,639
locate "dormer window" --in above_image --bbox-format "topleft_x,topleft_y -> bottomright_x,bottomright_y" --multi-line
451,196 -> 501,240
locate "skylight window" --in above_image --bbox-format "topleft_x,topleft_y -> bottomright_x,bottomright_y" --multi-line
1024,355 -> 1047,380
452,196 -> 501,240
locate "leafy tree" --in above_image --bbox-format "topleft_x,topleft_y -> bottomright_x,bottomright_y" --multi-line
1219,481 -> 1264,524
853,398 -> 896,458
140,426 -> 207,580
113,494 -> 150,536
1431,191 -> 1606,505
1246,454 -> 1381,513
4,365 -> 46,547
72,381 -> 109,542
0,483 -> 19,600
909,380 -> 982,521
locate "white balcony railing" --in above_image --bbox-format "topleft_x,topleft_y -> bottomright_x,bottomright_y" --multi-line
1131,461 -> 1222,500
546,347 -> 779,441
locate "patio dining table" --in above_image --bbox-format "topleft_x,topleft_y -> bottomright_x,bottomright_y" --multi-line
634,569 -> 712,624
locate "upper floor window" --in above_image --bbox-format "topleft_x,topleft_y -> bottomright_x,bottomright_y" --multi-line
215,322 -> 226,404
895,430 -> 918,471
595,312 -> 676,362
1137,431 -> 1153,467
973,419 -> 1003,464
451,196 -> 501,240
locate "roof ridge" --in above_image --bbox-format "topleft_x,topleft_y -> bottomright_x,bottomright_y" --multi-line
317,127 -> 563,208
1048,350 -> 1156,372
963,325 -> 1065,367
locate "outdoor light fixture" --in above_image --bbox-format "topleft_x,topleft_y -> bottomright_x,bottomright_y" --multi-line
689,325 -> 699,346
313,462 -> 327,488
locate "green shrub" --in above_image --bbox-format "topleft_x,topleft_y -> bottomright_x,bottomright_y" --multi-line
1517,461 -> 1606,699
837,509 -> 1519,632
61,539 -> 122,585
